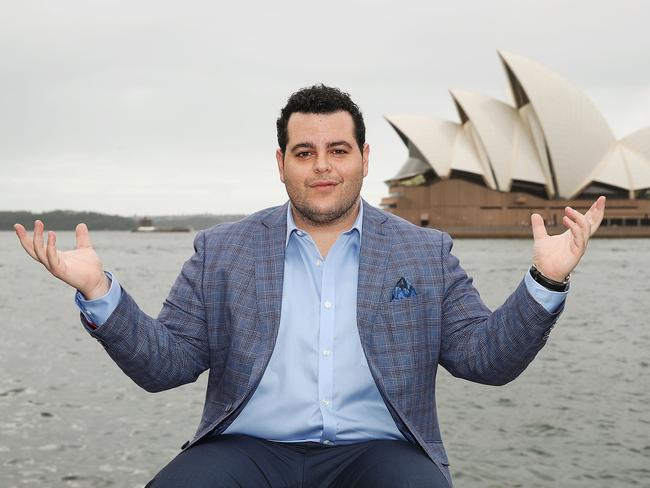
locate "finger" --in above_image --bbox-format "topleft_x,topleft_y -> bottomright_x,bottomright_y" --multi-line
563,215 -> 585,251
566,206 -> 591,239
32,220 -> 52,269
46,231 -> 62,275
530,213 -> 548,240
584,196 -> 606,234
75,223 -> 93,249
14,223 -> 39,261
564,208 -> 589,247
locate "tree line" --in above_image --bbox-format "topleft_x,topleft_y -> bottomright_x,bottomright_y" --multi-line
1,210 -> 247,231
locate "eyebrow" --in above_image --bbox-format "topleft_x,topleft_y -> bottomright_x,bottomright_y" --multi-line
328,141 -> 353,149
290,141 -> 353,152
290,142 -> 316,152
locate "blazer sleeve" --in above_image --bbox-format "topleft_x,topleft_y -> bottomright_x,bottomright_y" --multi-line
438,232 -> 563,386
83,230 -> 210,393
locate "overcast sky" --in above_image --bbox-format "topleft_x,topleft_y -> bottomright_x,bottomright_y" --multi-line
1,0 -> 649,216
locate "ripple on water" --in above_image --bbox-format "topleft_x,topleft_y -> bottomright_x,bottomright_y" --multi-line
526,447 -> 552,458
522,423 -> 570,437
61,474 -> 115,487
39,444 -> 59,451
0,387 -> 26,397
527,467 -> 555,482
496,398 -> 516,407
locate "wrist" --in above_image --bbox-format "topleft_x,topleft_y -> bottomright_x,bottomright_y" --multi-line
81,273 -> 111,300
529,264 -> 570,292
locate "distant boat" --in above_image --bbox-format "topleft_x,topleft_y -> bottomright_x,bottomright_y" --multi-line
132,217 -> 191,233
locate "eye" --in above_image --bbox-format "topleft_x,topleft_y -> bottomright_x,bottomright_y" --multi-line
296,151 -> 313,158
331,149 -> 348,155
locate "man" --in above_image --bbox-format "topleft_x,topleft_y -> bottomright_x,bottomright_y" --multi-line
15,85 -> 606,487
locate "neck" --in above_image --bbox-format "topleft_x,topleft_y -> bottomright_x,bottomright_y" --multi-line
290,198 -> 361,257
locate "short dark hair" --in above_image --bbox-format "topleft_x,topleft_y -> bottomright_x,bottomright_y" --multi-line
276,84 -> 366,153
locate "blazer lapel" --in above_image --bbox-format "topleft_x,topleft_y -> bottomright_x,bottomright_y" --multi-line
357,201 -> 391,334
252,202 -> 288,377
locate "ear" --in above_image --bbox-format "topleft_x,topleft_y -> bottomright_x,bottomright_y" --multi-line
276,148 -> 286,183
362,143 -> 370,177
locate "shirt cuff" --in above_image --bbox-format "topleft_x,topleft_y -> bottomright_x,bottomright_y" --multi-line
524,269 -> 568,314
74,271 -> 122,329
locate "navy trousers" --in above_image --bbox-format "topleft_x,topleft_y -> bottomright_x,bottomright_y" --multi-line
146,434 -> 449,487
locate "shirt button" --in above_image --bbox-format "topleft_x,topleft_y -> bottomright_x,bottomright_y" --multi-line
322,349 -> 331,357
296,230 -> 304,237
315,259 -> 322,267
324,301 -> 332,309
320,399 -> 330,407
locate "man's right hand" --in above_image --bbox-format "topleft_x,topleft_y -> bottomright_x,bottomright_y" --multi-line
14,220 -> 109,300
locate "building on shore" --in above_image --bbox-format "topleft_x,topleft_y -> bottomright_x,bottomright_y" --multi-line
132,217 -> 191,233
382,51 -> 650,237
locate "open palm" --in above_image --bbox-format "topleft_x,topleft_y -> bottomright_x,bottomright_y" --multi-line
15,220 -> 109,299
531,196 -> 606,282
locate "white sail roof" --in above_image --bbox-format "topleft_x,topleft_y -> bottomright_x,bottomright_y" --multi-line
385,51 -> 650,200
498,50 -> 617,198
450,89 -> 548,192
384,115 -> 456,178
621,127 -> 650,160
451,123 -> 488,179
584,143 -> 650,195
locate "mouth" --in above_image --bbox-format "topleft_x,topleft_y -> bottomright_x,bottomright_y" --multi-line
309,180 -> 339,189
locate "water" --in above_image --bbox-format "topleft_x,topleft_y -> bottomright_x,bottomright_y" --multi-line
1,231 -> 649,487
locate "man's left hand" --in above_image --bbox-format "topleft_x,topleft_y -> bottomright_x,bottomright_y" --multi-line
530,196 -> 606,282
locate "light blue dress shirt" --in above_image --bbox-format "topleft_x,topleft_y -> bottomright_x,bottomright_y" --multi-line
223,203 -> 407,444
76,204 -> 568,445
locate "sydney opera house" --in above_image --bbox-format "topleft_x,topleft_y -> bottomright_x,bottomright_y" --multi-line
382,51 -> 650,236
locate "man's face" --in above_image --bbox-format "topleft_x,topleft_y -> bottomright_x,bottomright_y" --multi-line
276,110 -> 369,225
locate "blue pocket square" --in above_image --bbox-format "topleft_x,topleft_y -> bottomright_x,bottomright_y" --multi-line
392,277 -> 417,301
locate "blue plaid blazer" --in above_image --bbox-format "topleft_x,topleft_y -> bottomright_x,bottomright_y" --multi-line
87,201 -> 562,486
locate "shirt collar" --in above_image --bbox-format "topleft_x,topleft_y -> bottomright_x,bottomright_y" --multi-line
285,200 -> 364,247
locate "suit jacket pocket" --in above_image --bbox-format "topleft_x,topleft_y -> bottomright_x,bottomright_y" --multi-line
381,294 -> 426,331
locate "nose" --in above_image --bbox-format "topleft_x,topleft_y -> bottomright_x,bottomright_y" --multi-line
313,152 -> 332,174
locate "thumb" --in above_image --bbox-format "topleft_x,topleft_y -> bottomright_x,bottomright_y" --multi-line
530,213 -> 548,241
75,223 -> 93,249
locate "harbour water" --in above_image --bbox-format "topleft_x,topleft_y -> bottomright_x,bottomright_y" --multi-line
1,230 -> 649,487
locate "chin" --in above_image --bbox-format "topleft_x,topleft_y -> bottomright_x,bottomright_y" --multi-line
309,205 -> 338,218
305,197 -> 337,211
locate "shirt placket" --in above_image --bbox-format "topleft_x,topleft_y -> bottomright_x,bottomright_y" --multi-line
318,249 -> 337,445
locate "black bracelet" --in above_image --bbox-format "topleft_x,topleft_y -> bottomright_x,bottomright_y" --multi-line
529,265 -> 570,292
